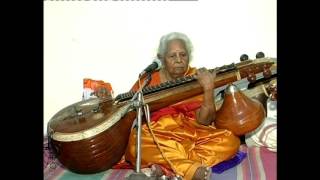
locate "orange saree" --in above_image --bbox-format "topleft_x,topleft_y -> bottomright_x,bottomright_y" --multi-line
125,67 -> 240,179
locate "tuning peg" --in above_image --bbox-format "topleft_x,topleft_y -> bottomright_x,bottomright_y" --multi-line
240,54 -> 249,61
256,52 -> 265,59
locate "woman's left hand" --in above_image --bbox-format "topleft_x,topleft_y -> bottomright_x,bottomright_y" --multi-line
195,67 -> 216,91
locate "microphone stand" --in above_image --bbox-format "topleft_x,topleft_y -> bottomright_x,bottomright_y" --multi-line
127,73 -> 157,180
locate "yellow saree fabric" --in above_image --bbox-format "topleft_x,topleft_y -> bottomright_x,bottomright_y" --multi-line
125,67 -> 240,179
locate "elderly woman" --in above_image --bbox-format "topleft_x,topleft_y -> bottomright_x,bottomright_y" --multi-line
125,32 -> 240,180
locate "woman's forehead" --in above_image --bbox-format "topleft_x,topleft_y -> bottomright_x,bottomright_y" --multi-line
167,40 -> 187,52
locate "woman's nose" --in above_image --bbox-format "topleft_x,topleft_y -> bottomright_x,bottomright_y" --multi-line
176,55 -> 182,63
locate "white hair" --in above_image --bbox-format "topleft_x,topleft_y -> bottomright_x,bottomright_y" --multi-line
157,32 -> 193,62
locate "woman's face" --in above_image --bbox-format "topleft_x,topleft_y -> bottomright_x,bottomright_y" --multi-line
164,39 -> 189,79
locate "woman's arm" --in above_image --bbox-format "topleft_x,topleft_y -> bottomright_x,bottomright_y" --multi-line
195,68 -> 216,126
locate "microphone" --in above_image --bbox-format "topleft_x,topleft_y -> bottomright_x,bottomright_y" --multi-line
139,58 -> 162,77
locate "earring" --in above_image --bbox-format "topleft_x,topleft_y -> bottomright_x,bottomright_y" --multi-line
184,66 -> 190,76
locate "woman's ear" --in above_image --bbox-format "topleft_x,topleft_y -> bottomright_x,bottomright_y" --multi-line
157,54 -> 166,69
157,54 -> 162,59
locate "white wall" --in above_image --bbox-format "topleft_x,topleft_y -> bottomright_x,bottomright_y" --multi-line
44,0 -> 276,135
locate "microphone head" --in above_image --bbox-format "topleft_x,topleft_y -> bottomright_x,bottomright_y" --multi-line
139,58 -> 163,77
153,58 -> 162,70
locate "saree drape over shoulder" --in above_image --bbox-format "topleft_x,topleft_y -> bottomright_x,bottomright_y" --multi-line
125,67 -> 240,179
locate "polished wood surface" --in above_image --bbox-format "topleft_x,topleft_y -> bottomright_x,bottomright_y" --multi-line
130,59 -> 276,113
215,84 -> 266,136
49,99 -> 116,133
215,77 -> 277,111
48,57 -> 276,174
51,111 -> 136,173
